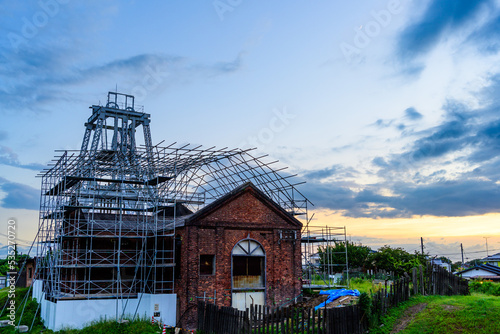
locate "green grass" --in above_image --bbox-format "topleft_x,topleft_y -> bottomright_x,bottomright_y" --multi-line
3,318 -> 175,334
49,318 -> 172,334
0,287 -> 178,333
0,287 -> 44,333
371,293 -> 500,334
350,278 -> 384,294
307,277 -> 385,294
0,287 -> 9,301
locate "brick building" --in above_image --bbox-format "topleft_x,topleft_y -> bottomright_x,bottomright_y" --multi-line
174,182 -> 302,328
33,93 -> 309,330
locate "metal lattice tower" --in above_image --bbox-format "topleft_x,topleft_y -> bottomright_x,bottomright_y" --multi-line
34,92 -> 311,321
80,92 -> 154,173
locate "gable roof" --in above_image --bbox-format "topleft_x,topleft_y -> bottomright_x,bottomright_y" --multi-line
482,253 -> 500,261
456,263 -> 500,276
183,181 -> 302,228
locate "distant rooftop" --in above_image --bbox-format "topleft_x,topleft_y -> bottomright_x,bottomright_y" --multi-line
482,252 -> 500,261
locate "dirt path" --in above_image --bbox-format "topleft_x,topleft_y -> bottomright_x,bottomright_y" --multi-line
390,303 -> 427,334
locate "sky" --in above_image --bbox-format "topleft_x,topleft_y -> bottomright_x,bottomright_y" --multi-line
1,0 -> 500,262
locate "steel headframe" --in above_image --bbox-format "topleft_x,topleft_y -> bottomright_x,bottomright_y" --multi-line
35,92 -> 312,319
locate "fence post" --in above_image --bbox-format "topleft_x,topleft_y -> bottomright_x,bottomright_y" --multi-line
412,268 -> 417,295
197,301 -> 203,332
245,308 -> 250,334
250,304 -> 254,332
419,265 -> 424,295
311,309 -> 316,334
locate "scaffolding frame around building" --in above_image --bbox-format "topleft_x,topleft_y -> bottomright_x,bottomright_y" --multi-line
33,92 -> 312,322
301,225 -> 349,289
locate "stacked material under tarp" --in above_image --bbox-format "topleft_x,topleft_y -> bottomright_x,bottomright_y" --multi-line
314,289 -> 360,310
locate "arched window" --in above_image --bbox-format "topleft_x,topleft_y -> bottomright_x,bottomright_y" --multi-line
232,239 -> 265,289
232,239 -> 265,256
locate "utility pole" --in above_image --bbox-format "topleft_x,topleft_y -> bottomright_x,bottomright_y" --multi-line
484,237 -> 490,257
461,243 -> 464,264
421,237 -> 424,256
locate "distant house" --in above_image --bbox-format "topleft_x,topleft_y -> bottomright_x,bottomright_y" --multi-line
481,253 -> 500,267
310,253 -> 321,267
456,264 -> 500,281
430,259 -> 451,272
25,258 -> 35,287
15,258 -> 36,288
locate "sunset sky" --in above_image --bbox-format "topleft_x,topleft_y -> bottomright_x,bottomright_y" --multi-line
1,0 -> 500,262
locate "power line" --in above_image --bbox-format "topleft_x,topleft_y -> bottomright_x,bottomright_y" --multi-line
427,248 -> 500,257
0,233 -> 34,244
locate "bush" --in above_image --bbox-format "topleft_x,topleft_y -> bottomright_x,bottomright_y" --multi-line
492,285 -> 500,296
358,292 -> 373,326
352,277 -> 367,284
469,280 -> 500,296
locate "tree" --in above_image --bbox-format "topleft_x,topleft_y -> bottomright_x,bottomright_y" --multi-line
437,256 -> 452,265
367,245 -> 426,276
464,258 -> 483,267
451,261 -> 463,272
318,241 -> 371,272
0,253 -> 30,276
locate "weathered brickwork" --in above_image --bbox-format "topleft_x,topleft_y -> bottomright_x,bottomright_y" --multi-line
174,184 -> 302,329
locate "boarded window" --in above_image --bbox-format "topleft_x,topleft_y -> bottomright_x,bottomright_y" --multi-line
200,255 -> 215,275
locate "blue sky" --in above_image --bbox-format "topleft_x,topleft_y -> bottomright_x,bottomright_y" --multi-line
2,0 -> 500,261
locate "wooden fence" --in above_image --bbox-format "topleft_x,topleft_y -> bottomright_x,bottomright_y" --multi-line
197,302 -> 249,334
198,301 -> 367,334
371,264 -> 468,324
198,265 -> 469,334
426,263 -> 469,296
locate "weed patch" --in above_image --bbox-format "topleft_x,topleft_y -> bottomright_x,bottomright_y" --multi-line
469,280 -> 500,296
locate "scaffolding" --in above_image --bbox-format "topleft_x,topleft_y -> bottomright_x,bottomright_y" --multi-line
35,92 -> 311,319
301,225 -> 349,289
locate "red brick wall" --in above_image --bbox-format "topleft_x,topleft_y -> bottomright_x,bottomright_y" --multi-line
174,189 -> 302,329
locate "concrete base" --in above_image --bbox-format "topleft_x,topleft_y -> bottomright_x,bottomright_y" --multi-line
0,320 -> 11,327
16,325 -> 29,333
33,280 -> 176,331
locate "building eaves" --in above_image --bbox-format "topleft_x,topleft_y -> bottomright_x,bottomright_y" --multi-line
456,263 -> 500,276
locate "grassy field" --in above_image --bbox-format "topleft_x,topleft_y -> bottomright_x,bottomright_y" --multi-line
308,277 -> 385,294
371,293 -> 500,334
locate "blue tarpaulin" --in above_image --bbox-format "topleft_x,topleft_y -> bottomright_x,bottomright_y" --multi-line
314,289 -> 360,310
